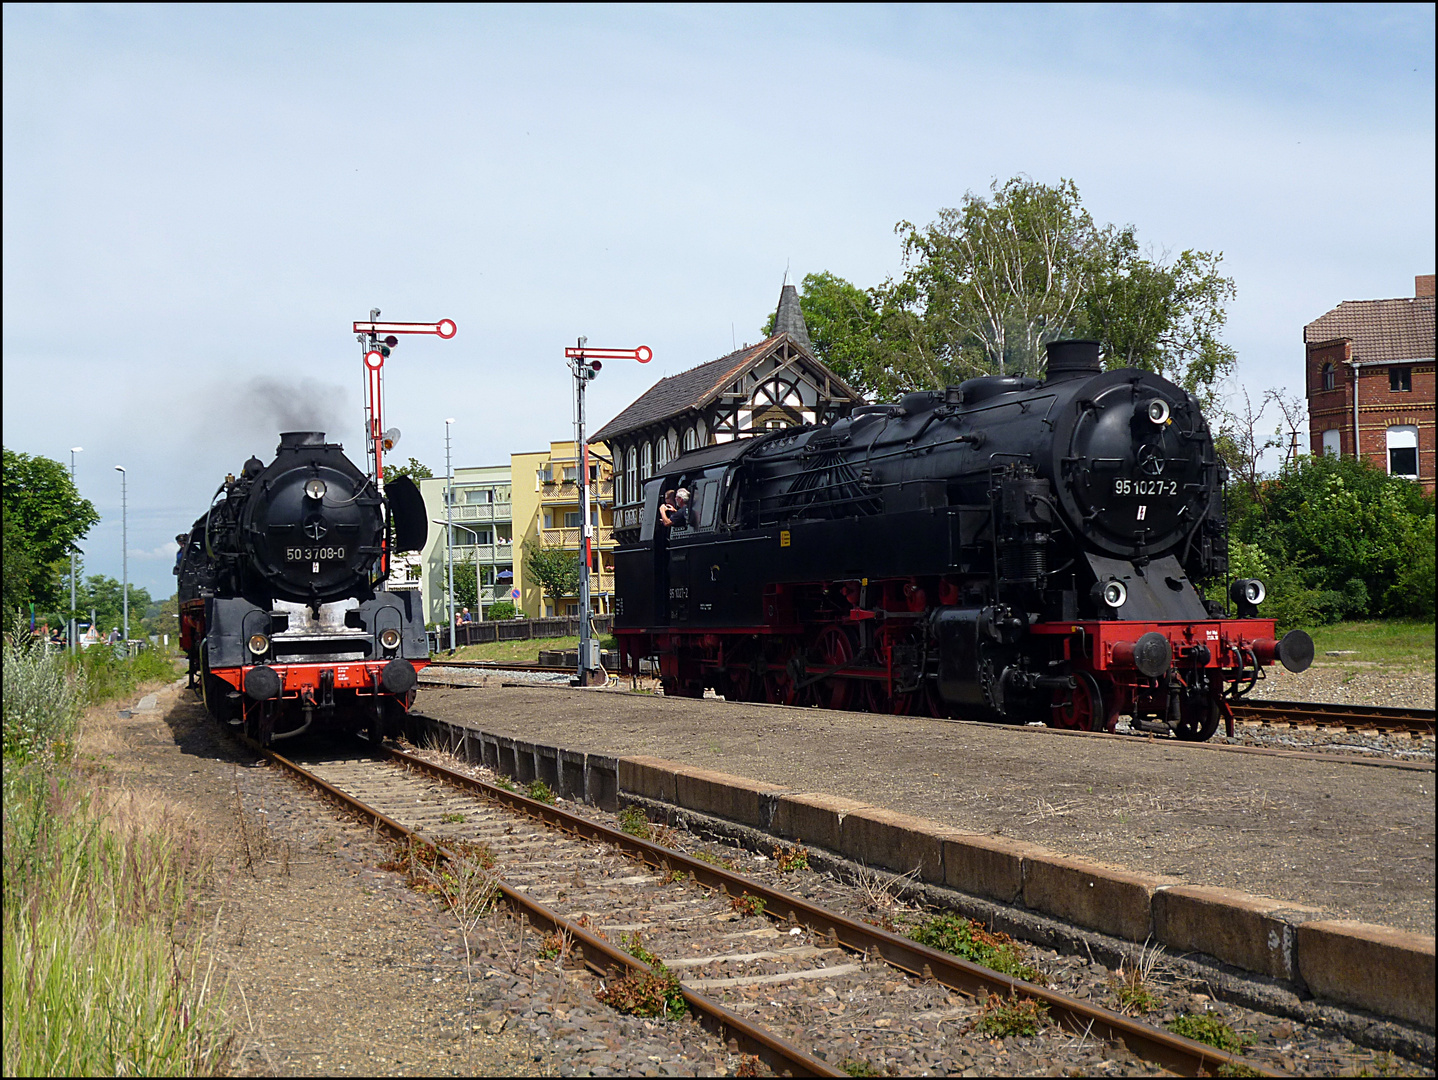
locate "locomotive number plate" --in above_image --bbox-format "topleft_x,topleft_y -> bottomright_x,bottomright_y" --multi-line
285,546 -> 346,561
1113,478 -> 1177,497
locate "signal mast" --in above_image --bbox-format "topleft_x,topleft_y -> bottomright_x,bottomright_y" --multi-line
563,339 -> 652,685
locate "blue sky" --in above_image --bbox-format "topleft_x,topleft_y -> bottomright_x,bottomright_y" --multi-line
4,3 -> 1433,602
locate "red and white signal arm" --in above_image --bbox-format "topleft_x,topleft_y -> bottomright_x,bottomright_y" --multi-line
354,319 -> 457,339
563,345 -> 651,363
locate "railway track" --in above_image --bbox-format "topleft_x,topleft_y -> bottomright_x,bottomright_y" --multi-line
258,733 -> 1269,1078
1230,699 -> 1435,738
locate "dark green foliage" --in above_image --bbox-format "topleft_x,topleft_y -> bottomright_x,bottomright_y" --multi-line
770,178 -> 1236,405
840,1058 -> 884,1076
525,779 -> 555,804
522,541 -> 580,611
617,805 -> 652,839
1224,454 -> 1435,623
908,912 -> 1046,984
55,569 -> 155,642
382,457 -> 433,482
971,992 -> 1050,1037
594,960 -> 687,1019
1167,1012 -> 1250,1054
485,600 -> 516,620
2,448 -> 100,615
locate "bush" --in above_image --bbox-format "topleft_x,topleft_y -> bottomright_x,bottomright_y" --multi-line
3,618 -> 86,763
909,912 -> 1045,983
1231,455 -> 1435,621
485,601 -> 516,620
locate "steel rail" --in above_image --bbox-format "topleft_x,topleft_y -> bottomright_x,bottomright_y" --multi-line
386,743 -> 1280,1078
1231,699 -> 1434,735
258,743 -> 841,1078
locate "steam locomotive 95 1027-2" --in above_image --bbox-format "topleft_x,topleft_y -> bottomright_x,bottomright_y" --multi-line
177,431 -> 430,746
612,340 -> 1313,741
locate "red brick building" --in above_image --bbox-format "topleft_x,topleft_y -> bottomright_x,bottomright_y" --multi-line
1304,274 -> 1435,493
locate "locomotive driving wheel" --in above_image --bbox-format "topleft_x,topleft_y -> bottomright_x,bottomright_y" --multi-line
813,626 -> 857,711
1052,671 -> 1103,732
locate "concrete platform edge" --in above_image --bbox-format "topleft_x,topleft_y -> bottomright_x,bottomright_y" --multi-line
407,712 -> 1436,1032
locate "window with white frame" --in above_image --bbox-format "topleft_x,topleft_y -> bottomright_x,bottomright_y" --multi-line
656,437 -> 670,470
625,447 -> 638,503
682,426 -> 698,452
1322,429 -> 1341,457
1321,363 -> 1336,391
1387,425 -> 1419,478
641,441 -> 653,480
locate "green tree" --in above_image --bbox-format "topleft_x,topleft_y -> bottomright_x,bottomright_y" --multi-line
1230,453 -> 1434,622
59,569 -> 153,640
772,177 -> 1238,402
2,448 -> 100,614
762,272 -> 882,394
383,457 -> 433,482
452,558 -> 478,612
522,541 -> 579,613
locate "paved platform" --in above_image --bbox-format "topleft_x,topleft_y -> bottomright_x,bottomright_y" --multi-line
414,683 -> 1434,937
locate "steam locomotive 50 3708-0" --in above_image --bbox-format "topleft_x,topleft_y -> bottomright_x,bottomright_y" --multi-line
177,431 -> 430,746
612,340 -> 1313,741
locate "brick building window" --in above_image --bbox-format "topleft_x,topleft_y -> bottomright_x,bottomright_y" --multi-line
1321,363 -> 1336,391
1322,429 -> 1341,457
1390,366 -> 1412,392
1387,425 -> 1418,478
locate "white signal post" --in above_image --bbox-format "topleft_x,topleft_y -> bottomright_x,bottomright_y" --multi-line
354,312 -> 458,486
563,341 -> 651,686
353,310 -> 457,583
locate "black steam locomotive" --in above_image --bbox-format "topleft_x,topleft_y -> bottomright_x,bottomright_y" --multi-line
177,431 -> 430,746
612,340 -> 1313,741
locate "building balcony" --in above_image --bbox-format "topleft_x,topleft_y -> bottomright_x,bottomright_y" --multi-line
540,527 -> 616,548
446,503 -> 511,523
447,543 -> 515,563
541,479 -> 613,503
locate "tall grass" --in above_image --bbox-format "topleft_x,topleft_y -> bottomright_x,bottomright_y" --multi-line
3,622 -> 233,1075
68,639 -> 182,707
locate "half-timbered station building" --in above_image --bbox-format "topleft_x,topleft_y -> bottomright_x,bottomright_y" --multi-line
593,285 -> 865,540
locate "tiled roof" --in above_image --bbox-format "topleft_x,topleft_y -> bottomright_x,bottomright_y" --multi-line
1304,296 -> 1436,362
590,338 -> 774,444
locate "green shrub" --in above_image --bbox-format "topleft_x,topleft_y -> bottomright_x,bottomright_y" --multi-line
3,619 -> 86,763
1168,1012 -> 1249,1054
617,805 -> 652,839
485,601 -> 516,620
594,962 -> 687,1019
909,913 -> 1046,984
525,779 -> 556,804
971,992 -> 1049,1037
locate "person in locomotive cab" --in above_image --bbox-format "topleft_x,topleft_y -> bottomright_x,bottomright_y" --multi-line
658,489 -> 678,529
672,487 -> 691,529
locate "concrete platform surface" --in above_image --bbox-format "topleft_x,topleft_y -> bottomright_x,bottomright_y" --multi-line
414,684 -> 1434,936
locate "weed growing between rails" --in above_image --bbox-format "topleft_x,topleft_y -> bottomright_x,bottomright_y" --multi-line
2,624 -> 232,1075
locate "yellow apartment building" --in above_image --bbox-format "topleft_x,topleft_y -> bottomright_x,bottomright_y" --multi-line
510,440 -> 617,618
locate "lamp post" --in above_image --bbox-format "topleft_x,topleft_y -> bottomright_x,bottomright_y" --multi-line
444,419 -> 456,652
70,447 -> 82,652
114,466 -> 128,650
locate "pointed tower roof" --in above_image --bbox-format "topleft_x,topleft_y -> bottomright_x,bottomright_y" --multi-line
773,283 -> 813,352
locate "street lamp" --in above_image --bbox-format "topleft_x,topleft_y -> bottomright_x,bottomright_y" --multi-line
444,418 -> 456,651
114,466 -> 128,650
70,447 -> 82,653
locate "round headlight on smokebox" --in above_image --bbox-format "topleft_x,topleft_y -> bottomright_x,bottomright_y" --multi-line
380,628 -> 401,650
247,633 -> 270,656
1102,580 -> 1127,608
1145,398 -> 1171,425
304,478 -> 327,500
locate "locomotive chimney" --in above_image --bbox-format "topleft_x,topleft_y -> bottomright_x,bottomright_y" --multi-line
278,431 -> 327,450
1043,339 -> 1102,383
